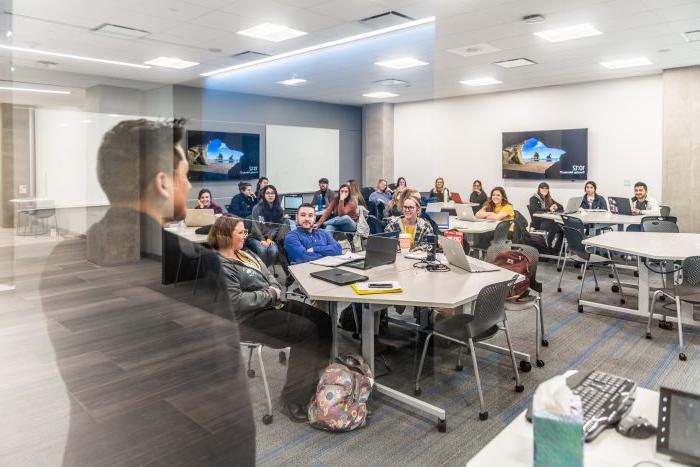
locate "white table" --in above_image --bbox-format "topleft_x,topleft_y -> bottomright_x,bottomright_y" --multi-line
447,217 -> 499,234
534,210 -> 642,226
289,254 -> 525,432
164,224 -> 208,243
468,387 -> 675,467
581,232 -> 700,324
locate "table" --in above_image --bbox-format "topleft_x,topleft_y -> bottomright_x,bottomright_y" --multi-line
161,224 -> 208,284
581,232 -> 700,324
468,387 -> 675,466
447,217 -> 499,235
9,198 -> 54,235
533,210 -> 642,226
289,254 -> 526,432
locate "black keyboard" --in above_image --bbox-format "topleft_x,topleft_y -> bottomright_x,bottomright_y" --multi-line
570,370 -> 637,442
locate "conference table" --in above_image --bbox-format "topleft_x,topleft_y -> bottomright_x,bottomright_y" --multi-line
533,210 -> 643,227
288,253 -> 526,432
581,232 -> 700,325
467,386 -> 674,466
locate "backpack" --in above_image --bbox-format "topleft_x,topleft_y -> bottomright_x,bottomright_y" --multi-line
492,250 -> 532,299
308,354 -> 374,432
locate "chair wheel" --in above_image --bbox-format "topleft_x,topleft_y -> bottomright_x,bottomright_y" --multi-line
541,339 -> 549,347
515,384 -> 524,392
262,414 -> 273,425
595,287 -> 600,292
679,353 -> 687,361
479,411 -> 489,421
645,332 -> 652,339
279,351 -> 287,364
437,418 -> 447,432
611,285 -> 620,293
536,359 -> 545,368
608,273 -> 614,278
620,299 -> 626,305
519,361 -> 532,372
454,364 -> 463,372
247,369 -> 255,378
659,295 -> 665,301
557,287 -> 562,293
578,305 -> 584,313
414,388 -> 422,396
557,268 -> 562,272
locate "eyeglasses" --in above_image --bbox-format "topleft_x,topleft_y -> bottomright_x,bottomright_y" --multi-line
239,229 -> 249,236
403,206 -> 417,211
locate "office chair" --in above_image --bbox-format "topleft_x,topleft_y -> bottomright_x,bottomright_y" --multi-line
647,256 -> 700,361
366,215 -> 386,235
414,277 -> 523,421
174,235 -> 208,294
241,341 -> 291,424
660,205 -> 671,217
490,220 -> 512,246
640,215 -> 680,316
360,186 -> 375,202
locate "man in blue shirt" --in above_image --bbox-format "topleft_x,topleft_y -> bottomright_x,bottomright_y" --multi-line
285,203 -> 342,263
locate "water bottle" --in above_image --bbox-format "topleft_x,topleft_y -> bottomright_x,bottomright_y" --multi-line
317,195 -> 323,212
425,233 -> 436,261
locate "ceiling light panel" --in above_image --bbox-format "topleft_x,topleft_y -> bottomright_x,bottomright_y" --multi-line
277,78 -> 307,86
237,23 -> 307,42
363,91 -> 398,98
375,57 -> 428,69
600,57 -> 652,69
682,29 -> 700,42
460,77 -> 503,86
145,57 -> 199,69
0,86 -> 70,94
494,58 -> 537,68
0,45 -> 151,69
534,23 -> 602,43
92,23 -> 150,39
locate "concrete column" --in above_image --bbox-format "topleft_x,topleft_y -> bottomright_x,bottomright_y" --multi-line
662,66 -> 700,233
362,103 -> 394,186
0,104 -> 32,228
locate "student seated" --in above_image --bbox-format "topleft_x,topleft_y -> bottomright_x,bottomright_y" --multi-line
476,186 -> 514,221
229,182 -> 256,218
314,183 -> 359,232
194,188 -> 224,214
347,179 -> 367,207
384,194 -> 431,247
248,185 -> 288,267
627,181 -> 661,231
311,177 -> 334,210
469,179 -> 487,213
368,178 -> 392,208
255,176 -> 269,199
209,215 -> 332,423
429,176 -> 451,203
528,182 -> 563,232
580,180 -> 607,210
285,203 -> 342,263
394,176 -> 407,193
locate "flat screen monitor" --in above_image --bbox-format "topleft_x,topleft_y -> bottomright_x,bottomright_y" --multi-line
502,128 -> 588,180
186,130 -> 260,181
283,195 -> 303,210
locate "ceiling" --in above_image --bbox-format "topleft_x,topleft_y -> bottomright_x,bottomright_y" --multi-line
2,0 -> 700,106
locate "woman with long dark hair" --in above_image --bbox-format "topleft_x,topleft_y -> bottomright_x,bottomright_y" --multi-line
194,188 -> 224,214
255,176 -> 269,198
469,179 -> 487,213
476,186 -> 514,221
248,185 -> 287,266
580,180 -> 607,210
314,183 -> 358,232
528,181 -> 562,231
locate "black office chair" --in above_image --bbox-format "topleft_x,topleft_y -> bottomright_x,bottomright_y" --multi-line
361,187 -> 375,202
388,183 -> 396,190
647,256 -> 700,361
366,215 -> 386,235
414,277 -> 523,421
490,220 -> 512,246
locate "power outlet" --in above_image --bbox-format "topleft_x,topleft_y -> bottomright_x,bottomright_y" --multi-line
18,184 -> 27,194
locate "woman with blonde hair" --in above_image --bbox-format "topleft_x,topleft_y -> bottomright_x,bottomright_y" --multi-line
429,177 -> 451,203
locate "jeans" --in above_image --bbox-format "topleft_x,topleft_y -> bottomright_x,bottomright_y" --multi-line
246,238 -> 279,266
323,215 -> 357,233
239,300 -> 332,406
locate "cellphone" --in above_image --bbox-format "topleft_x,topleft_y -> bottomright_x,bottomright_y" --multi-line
368,283 -> 393,288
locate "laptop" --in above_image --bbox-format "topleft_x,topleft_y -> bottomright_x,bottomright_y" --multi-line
184,208 -> 215,227
426,202 -> 442,213
439,236 -> 498,273
283,195 -> 304,216
456,204 -> 491,222
608,197 -> 633,215
451,192 -> 464,204
427,211 -> 450,230
310,268 -> 368,285
344,235 -> 398,270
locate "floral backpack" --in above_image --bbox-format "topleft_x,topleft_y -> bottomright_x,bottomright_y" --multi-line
308,354 -> 374,432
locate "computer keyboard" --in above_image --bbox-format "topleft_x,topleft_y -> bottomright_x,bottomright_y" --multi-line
570,370 -> 637,442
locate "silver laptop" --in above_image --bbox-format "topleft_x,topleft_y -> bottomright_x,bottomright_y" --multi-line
439,236 -> 498,273
427,211 -> 450,230
456,204 -> 491,222
184,208 -> 215,227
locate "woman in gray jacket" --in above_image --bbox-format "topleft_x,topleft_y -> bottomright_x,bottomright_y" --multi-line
208,215 -> 332,423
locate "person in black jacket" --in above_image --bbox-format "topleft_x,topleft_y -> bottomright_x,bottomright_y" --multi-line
528,182 -> 563,249
229,181 -> 256,218
580,180 -> 607,210
248,184 -> 289,266
469,179 -> 487,213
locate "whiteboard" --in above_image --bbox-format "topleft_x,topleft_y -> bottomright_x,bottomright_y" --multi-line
265,125 -> 339,194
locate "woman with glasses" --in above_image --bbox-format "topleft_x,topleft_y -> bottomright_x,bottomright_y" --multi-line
384,194 -> 432,248
248,185 -> 287,267
208,215 -> 332,424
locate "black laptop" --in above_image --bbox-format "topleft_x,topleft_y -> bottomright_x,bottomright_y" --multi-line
344,235 -> 398,270
608,197 -> 633,215
310,268 -> 368,286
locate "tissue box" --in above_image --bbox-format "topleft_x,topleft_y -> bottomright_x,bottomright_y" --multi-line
533,397 -> 583,467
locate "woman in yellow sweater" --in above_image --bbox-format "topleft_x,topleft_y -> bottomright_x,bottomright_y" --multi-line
475,186 -> 514,221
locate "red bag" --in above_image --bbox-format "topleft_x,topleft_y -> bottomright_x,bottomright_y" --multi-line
444,229 -> 470,255
492,250 -> 532,299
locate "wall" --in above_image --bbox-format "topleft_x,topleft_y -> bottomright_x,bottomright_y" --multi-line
662,66 -> 700,233
393,75 -> 663,218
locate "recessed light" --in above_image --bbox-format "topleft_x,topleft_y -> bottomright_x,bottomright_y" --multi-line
374,78 -> 409,86
277,78 -> 307,86
600,57 -> 652,69
460,77 -> 502,86
10,66 -> 14,72
92,23 -> 150,39
363,91 -> 399,98
534,23 -> 602,43
681,29 -> 700,43
375,57 -> 428,69
448,43 -> 501,58
0,45 -> 151,69
494,58 -> 537,68
202,16 -> 435,77
522,14 -> 545,24
145,56 -> 199,69
237,23 -> 307,42
0,86 -> 70,95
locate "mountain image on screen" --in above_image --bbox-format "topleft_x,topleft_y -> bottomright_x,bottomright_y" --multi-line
206,138 -> 243,164
502,128 -> 588,180
521,138 -> 566,162
186,130 -> 260,181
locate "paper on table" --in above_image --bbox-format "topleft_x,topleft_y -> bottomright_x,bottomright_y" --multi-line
310,251 -> 365,267
351,281 -> 403,295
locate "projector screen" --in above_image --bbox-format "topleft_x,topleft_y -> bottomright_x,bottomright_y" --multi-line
265,125 -> 339,194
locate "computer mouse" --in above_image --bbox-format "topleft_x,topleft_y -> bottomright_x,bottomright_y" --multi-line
616,416 -> 657,439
